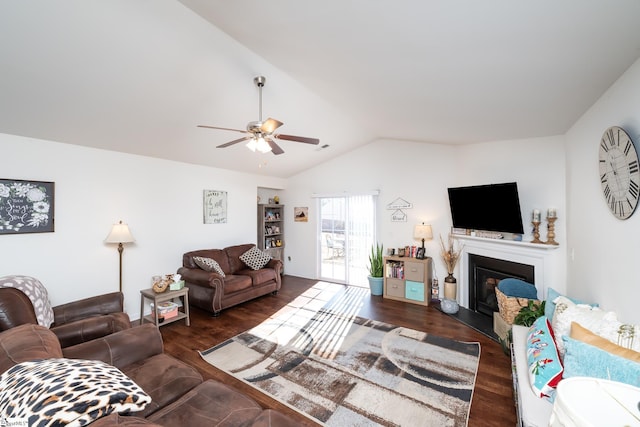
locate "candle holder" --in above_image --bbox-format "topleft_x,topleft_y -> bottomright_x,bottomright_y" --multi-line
531,221 -> 543,244
545,217 -> 559,245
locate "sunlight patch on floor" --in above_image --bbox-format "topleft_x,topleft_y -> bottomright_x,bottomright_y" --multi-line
249,281 -> 369,359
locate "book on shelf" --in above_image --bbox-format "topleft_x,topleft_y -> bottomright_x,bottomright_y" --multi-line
385,260 -> 404,279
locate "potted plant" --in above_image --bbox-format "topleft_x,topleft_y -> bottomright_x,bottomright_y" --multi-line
367,243 -> 384,295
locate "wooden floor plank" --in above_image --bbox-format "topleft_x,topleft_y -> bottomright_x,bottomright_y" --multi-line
157,275 -> 516,426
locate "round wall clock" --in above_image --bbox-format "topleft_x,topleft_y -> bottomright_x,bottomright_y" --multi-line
599,126 -> 640,220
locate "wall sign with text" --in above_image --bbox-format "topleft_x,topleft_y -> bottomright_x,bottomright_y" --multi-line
203,190 -> 227,224
0,179 -> 55,234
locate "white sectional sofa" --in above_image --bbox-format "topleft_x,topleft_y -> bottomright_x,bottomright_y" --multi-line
511,324 -> 553,427
509,291 -> 640,427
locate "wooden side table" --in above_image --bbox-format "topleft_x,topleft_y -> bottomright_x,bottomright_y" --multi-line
140,287 -> 190,327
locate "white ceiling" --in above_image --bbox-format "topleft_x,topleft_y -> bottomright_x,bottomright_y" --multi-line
1,1 -> 640,178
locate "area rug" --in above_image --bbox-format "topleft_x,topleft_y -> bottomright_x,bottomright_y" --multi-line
200,283 -> 481,426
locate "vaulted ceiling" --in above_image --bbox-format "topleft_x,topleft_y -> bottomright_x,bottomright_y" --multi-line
1,1 -> 640,177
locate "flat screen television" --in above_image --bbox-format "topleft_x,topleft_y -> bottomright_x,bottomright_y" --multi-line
447,182 -> 525,234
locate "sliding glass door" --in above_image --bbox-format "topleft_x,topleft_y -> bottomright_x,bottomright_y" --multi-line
318,193 -> 376,286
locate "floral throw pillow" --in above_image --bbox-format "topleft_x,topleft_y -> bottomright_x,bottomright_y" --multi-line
544,287 -> 598,320
593,318 -> 640,352
193,256 -> 226,277
551,295 -> 617,356
526,316 -> 563,401
239,246 -> 271,270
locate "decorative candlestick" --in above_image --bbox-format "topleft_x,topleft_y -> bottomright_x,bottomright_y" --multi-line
545,217 -> 559,245
531,221 -> 543,243
532,209 -> 541,223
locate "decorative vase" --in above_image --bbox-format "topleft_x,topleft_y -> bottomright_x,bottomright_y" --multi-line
444,274 -> 457,300
367,276 -> 384,296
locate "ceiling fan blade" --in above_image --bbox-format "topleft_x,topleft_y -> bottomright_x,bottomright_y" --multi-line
260,118 -> 284,134
217,136 -> 252,148
273,134 -> 320,145
266,138 -> 284,155
198,125 -> 247,134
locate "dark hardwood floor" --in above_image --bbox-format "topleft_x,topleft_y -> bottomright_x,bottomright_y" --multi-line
157,275 -> 517,426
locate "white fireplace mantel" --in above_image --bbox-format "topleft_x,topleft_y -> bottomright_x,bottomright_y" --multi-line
453,235 -> 559,309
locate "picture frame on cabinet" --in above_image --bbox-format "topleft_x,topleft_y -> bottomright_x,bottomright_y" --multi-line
416,247 -> 425,259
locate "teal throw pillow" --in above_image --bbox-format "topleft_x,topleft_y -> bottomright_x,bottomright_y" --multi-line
527,316 -> 563,401
562,336 -> 640,388
498,278 -> 538,299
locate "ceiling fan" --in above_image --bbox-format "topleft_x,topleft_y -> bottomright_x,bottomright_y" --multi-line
198,76 -> 319,155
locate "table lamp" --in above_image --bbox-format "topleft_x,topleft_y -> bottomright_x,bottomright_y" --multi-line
414,223 -> 433,249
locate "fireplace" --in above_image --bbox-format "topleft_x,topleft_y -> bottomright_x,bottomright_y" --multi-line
468,254 -> 535,317
456,235 -> 558,313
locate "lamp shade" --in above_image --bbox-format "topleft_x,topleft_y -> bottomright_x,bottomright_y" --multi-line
414,224 -> 433,241
105,221 -> 135,244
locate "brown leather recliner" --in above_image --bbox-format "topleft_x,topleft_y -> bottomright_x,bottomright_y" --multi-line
0,287 -> 131,347
0,323 -> 299,426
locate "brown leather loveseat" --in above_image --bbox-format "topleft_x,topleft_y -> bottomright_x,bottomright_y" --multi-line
0,323 -> 298,426
178,244 -> 283,316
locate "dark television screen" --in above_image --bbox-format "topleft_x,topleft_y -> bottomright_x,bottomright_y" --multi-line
447,182 -> 525,234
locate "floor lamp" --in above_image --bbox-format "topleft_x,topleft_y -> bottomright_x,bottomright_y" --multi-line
105,220 -> 135,293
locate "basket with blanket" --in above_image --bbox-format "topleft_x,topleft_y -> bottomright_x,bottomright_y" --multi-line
496,278 -> 541,325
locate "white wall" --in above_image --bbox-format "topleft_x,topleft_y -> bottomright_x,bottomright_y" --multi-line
0,130 -> 570,321
455,136 -> 567,293
565,57 -> 640,323
0,133 -> 285,319
283,137 -> 567,293
283,140 -> 456,280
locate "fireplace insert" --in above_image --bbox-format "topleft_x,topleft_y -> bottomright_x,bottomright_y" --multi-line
468,254 -> 534,317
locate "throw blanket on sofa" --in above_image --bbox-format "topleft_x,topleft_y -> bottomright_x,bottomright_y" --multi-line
0,275 -> 54,327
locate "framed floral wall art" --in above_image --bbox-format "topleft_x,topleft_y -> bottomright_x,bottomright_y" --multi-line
0,179 -> 55,234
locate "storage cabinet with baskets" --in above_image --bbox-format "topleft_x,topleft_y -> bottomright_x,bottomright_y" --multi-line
383,256 -> 433,306
257,204 -> 284,261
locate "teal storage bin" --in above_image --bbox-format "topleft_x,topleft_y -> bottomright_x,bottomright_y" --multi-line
405,280 -> 425,302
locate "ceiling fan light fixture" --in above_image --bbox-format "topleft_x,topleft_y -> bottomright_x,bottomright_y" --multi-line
247,135 -> 272,153
255,136 -> 272,153
246,138 -> 258,152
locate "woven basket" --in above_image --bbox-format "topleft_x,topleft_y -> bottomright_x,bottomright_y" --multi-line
496,288 -> 540,324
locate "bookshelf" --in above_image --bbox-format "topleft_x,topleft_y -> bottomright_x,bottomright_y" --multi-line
383,256 -> 433,306
257,204 -> 284,261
